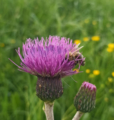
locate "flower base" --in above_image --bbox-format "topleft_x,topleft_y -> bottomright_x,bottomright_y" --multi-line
36,76 -> 63,102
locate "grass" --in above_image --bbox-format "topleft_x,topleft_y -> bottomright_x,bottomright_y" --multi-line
0,0 -> 114,120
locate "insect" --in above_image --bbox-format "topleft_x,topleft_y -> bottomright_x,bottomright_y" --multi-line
69,51 -> 85,66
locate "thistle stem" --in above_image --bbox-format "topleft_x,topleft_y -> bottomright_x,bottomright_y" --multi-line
43,102 -> 54,120
72,111 -> 83,120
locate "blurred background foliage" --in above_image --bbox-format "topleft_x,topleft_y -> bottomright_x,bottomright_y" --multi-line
0,0 -> 114,120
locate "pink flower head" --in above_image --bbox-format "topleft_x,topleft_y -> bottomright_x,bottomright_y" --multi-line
82,81 -> 96,91
9,36 -> 85,102
9,36 -> 85,78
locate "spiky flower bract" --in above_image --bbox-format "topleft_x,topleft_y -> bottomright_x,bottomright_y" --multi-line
10,36 -> 85,102
74,82 -> 96,113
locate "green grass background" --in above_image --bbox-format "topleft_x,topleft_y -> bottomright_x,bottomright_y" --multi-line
0,0 -> 114,120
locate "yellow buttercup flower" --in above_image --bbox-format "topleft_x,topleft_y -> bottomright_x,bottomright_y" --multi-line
100,84 -> 105,88
73,69 -> 79,72
108,43 -> 114,49
74,40 -> 81,45
112,72 -> 114,77
0,43 -> 5,47
83,37 -> 89,42
108,77 -> 113,83
93,70 -> 100,75
86,69 -> 90,73
91,36 -> 100,41
107,47 -> 113,52
92,21 -> 97,25
89,74 -> 95,78
84,19 -> 89,24
109,89 -> 113,93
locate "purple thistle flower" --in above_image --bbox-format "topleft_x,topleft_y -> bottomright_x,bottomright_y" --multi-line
10,36 -> 85,102
74,82 -> 96,112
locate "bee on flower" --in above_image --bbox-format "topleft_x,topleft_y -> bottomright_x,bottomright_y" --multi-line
9,36 -> 85,102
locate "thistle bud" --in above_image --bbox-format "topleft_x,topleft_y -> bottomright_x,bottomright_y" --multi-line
74,82 -> 96,112
36,76 -> 63,102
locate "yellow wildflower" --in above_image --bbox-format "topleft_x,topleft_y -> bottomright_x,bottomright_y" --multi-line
100,84 -> 104,88
83,37 -> 89,42
106,47 -> 113,52
93,70 -> 100,75
104,97 -> 108,102
109,89 -> 113,93
74,40 -> 81,45
92,21 -> 97,25
86,69 -> 90,73
0,43 -> 5,47
108,77 -> 113,83
91,36 -> 100,41
112,72 -> 114,77
108,43 -> 114,49
10,39 -> 16,44
89,74 -> 95,78
73,69 -> 79,72
84,19 -> 89,24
